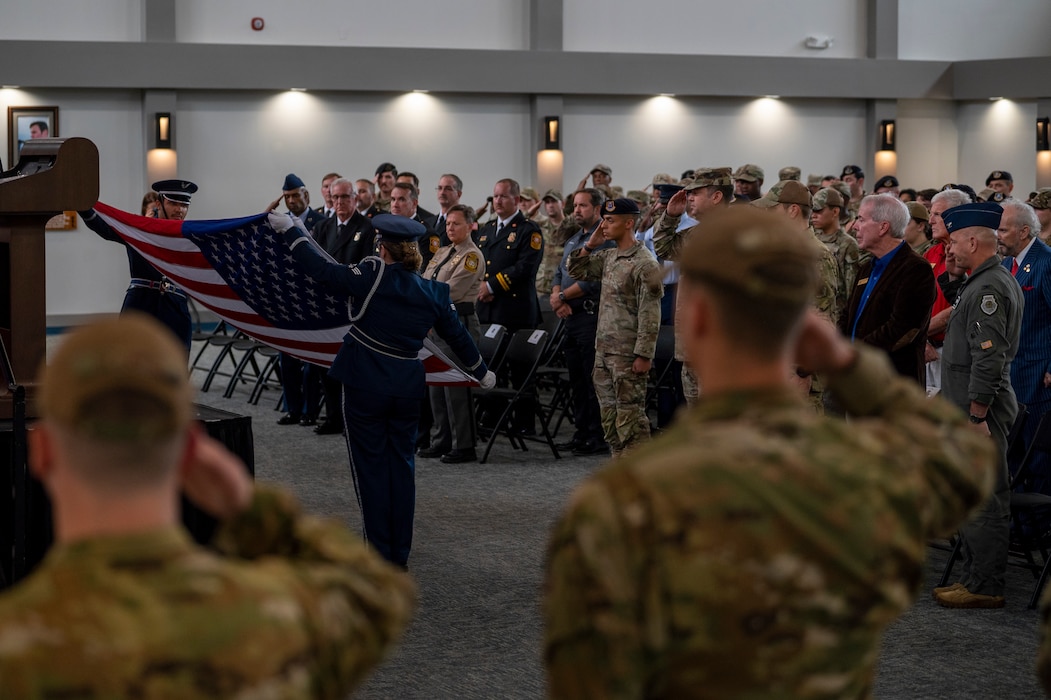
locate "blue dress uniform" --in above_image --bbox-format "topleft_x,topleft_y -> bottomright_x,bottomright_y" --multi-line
282,214 -> 490,567
78,179 -> 198,352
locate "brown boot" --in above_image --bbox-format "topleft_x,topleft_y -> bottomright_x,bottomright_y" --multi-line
935,586 -> 1005,609
931,582 -> 965,600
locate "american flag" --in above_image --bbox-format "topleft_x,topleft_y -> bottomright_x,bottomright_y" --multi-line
93,203 -> 475,386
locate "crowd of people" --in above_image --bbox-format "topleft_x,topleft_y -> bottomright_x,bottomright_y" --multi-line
8,158 -> 1051,695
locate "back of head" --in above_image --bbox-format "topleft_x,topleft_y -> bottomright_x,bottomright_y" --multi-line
678,207 -> 821,357
38,313 -> 195,487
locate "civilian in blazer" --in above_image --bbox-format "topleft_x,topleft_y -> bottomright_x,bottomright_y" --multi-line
310,178 -> 377,435
999,200 -> 1051,488
839,194 -> 936,385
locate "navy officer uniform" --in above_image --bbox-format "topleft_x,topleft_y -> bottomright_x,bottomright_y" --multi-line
79,179 -> 197,353
278,213 -> 493,568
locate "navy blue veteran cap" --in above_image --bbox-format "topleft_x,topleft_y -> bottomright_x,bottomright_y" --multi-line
371,213 -> 426,241
654,183 -> 684,201
152,179 -> 198,204
602,198 -> 640,216
282,173 -> 305,191
941,202 -> 1003,233
840,165 -> 864,179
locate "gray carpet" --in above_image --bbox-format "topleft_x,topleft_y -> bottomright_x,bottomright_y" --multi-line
184,340 -> 1047,699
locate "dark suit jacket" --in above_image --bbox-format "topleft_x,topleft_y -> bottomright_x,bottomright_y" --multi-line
476,211 -> 544,330
313,211 -> 376,265
300,207 -> 326,235
413,214 -> 441,270
839,242 -> 936,385
1005,239 -> 1051,408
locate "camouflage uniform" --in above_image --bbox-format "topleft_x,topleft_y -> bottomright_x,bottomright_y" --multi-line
535,216 -> 574,297
654,211 -> 702,401
812,239 -> 842,326
545,347 -> 995,698
808,227 -> 856,321
0,486 -> 416,698
568,242 -> 663,455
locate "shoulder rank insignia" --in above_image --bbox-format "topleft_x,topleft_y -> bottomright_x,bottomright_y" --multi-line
981,294 -> 998,315
430,236 -> 440,254
479,235 -> 487,243
508,232 -> 516,243
464,252 -> 479,272
530,232 -> 542,250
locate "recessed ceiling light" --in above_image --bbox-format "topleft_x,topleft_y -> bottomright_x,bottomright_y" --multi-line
413,89 -> 429,94
289,87 -> 307,92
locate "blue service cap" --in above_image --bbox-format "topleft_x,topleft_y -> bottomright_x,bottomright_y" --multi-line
372,214 -> 425,241
282,173 -> 305,191
602,198 -> 640,216
152,179 -> 198,204
942,201 -> 1003,233
654,183 -> 684,201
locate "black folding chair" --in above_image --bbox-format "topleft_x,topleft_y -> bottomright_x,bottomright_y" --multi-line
477,323 -> 510,375
475,329 -> 561,464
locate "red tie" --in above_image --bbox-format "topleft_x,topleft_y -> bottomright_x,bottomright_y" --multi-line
1012,259 -> 1019,276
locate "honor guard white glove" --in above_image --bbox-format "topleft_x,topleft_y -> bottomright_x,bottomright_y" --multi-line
480,371 -> 497,390
267,211 -> 296,234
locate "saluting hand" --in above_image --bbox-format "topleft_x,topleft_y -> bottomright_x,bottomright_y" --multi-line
180,426 -> 253,520
664,190 -> 688,217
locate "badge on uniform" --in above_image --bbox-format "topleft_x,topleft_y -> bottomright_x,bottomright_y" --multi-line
530,232 -> 542,250
353,231 -> 362,242
464,252 -> 479,272
508,232 -> 517,243
1025,263 -> 1032,273
980,294 -> 998,315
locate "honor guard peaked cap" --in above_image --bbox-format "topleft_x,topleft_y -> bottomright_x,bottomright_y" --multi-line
152,179 -> 198,204
603,198 -> 640,216
680,207 -> 822,303
942,201 -> 1004,233
282,173 -> 306,191
38,313 -> 195,441
371,213 -> 426,240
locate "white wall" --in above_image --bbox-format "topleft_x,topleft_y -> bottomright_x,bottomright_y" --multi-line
564,0 -> 867,58
0,1 -> 141,42
896,99 -> 958,190
562,96 -> 868,191
899,0 -> 1051,60
175,0 -> 530,50
956,99 -> 1038,195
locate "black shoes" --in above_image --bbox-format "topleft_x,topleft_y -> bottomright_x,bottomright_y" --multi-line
440,449 -> 478,464
277,413 -> 301,425
314,421 -> 343,435
417,445 -> 449,459
299,415 -> 318,427
572,439 -> 610,456
556,437 -> 583,451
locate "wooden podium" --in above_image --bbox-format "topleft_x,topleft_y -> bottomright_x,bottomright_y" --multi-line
0,137 -> 100,418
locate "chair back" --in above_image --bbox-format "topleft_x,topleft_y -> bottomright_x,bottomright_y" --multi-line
478,323 -> 509,370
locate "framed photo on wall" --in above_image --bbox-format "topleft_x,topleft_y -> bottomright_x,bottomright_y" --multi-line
7,105 -> 58,166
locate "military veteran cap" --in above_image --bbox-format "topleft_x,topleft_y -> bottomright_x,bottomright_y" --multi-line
152,179 -> 198,204
905,201 -> 930,222
38,313 -> 195,441
778,166 -> 801,181
590,164 -> 613,176
654,183 -> 684,202
986,170 -> 1012,186
602,198 -> 640,216
371,213 -> 426,240
873,175 -> 899,190
733,164 -> 765,183
282,173 -> 306,191
541,188 -> 563,202
812,187 -> 845,211
840,165 -> 864,179
942,201 -> 1004,233
679,207 -> 822,303
684,167 -> 733,191
626,189 -> 650,206
1029,188 -> 1051,210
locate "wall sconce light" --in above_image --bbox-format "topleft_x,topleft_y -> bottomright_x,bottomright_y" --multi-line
543,116 -> 560,150
879,119 -> 895,152
155,112 -> 172,149
1038,117 -> 1050,152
